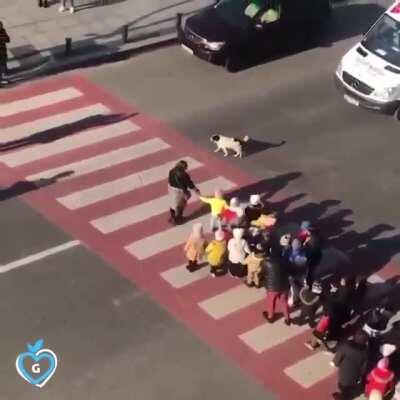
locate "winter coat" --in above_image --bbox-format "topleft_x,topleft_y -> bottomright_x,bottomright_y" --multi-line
199,196 -> 228,216
333,340 -> 368,387
365,366 -> 394,397
228,229 -> 249,264
168,165 -> 196,192
245,253 -> 264,273
304,233 -> 322,266
184,224 -> 206,262
0,28 -> 10,61
206,240 -> 226,267
263,256 -> 290,292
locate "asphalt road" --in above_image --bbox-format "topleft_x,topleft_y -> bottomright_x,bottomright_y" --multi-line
88,0 -> 400,261
2,0 -> 400,398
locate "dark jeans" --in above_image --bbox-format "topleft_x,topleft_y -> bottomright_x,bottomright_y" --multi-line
299,304 -> 318,327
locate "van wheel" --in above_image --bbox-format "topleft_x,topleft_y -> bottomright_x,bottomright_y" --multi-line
225,56 -> 240,73
394,106 -> 400,121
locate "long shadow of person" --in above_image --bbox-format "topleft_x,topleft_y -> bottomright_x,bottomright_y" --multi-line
0,171 -> 73,201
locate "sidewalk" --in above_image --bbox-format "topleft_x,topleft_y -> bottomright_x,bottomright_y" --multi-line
0,0 -> 213,79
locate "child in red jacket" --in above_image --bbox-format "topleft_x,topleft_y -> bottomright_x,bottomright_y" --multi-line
365,357 -> 395,399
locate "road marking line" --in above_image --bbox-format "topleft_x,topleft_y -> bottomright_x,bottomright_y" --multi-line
57,157 -> 202,210
198,284 -> 265,320
91,176 -> 235,234
26,138 -> 170,182
161,263 -> 210,289
0,87 -> 83,118
125,214 -> 211,260
0,240 -> 80,273
0,103 -> 110,143
239,310 -> 307,353
284,351 -> 334,388
1,120 -> 140,167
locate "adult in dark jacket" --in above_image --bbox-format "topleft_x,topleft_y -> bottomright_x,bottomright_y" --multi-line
331,330 -> 369,400
168,160 -> 200,224
0,22 -> 10,84
262,253 -> 291,325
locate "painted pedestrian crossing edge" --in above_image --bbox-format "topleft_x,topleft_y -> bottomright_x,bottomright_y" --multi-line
0,74 -> 396,399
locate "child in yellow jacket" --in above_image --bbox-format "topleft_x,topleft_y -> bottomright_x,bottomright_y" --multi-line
200,189 -> 228,231
205,229 -> 227,277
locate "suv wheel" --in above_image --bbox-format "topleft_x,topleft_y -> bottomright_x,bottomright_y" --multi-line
225,56 -> 240,73
394,106 -> 400,121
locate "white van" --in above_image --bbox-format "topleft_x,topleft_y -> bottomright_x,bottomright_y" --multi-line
335,1 -> 400,119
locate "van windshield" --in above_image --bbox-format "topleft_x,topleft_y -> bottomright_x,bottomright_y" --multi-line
362,14 -> 400,67
214,0 -> 253,30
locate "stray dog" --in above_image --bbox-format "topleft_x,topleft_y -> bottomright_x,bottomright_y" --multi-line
210,134 -> 250,158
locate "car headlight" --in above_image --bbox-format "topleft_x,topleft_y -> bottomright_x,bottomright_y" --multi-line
336,60 -> 343,77
373,86 -> 397,100
205,41 -> 225,51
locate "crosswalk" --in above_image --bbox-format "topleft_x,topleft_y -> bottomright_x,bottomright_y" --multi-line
0,74 -> 389,399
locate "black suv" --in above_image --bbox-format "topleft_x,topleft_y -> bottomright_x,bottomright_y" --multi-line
177,0 -> 331,71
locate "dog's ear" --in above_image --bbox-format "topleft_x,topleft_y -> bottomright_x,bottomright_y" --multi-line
211,135 -> 220,142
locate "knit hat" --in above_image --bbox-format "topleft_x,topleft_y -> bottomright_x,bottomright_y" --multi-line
233,228 -> 244,240
280,233 -> 291,247
378,357 -> 389,370
300,221 -> 311,230
215,229 -> 225,241
381,344 -> 396,357
250,194 -> 261,206
230,197 -> 240,207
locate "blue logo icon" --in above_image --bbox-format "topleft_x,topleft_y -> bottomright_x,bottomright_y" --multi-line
16,339 -> 58,388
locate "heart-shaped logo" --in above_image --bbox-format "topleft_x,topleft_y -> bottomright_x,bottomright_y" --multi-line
16,339 -> 58,388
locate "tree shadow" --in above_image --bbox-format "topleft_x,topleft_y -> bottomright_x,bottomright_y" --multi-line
0,171 -> 74,201
0,113 -> 138,152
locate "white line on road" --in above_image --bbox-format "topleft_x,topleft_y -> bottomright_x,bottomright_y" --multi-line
0,240 -> 80,273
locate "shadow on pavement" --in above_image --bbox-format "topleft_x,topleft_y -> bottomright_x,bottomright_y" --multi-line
0,113 -> 138,152
0,171 -> 74,201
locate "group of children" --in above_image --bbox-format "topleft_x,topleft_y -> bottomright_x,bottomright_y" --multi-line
183,188 -> 400,400
184,190 -> 276,280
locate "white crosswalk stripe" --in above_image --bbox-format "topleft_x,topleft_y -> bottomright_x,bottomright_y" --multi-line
90,176 -> 235,234
125,214 -> 211,260
26,138 -> 170,182
161,263 -> 210,289
0,103 -> 110,143
284,351 -> 334,389
0,87 -> 83,118
239,310 -> 308,354
4,82 -> 392,394
0,120 -> 140,167
57,157 -> 202,210
198,285 -> 265,320
0,121 -> 140,167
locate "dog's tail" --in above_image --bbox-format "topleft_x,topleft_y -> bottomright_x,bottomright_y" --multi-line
243,135 -> 250,142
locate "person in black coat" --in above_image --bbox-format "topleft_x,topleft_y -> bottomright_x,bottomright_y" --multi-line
331,329 -> 369,400
167,160 -> 200,224
262,251 -> 291,325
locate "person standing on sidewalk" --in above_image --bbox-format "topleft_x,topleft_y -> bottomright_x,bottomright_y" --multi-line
167,160 -> 200,225
59,0 -> 75,14
0,22 -> 10,85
